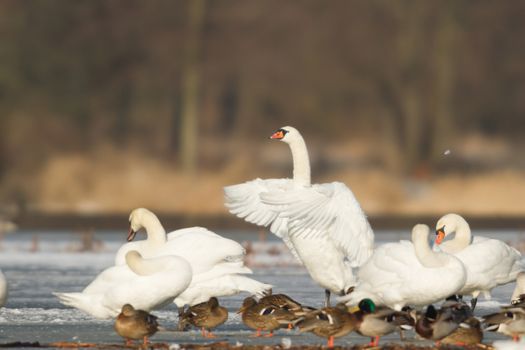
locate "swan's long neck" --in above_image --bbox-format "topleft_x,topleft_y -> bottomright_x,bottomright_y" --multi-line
448,219 -> 471,252
143,213 -> 167,246
288,136 -> 311,187
126,252 -> 171,276
413,231 -> 446,268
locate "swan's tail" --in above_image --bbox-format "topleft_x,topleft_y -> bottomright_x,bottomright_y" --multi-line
229,275 -> 272,297
53,292 -> 110,319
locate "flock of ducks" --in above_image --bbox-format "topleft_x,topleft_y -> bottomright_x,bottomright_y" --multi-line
0,126 -> 524,348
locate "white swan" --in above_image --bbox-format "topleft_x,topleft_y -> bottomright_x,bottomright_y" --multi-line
0,269 -> 7,307
512,272 -> 525,304
54,251 -> 192,319
340,224 -> 466,311
224,126 -> 374,305
434,213 -> 524,309
116,208 -> 271,308
115,208 -> 246,274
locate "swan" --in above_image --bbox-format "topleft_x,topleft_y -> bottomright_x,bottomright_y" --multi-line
54,251 -> 192,319
340,224 -> 466,311
434,213 -> 524,309
224,126 -> 374,306
512,272 -> 525,304
115,208 -> 245,274
0,269 -> 7,307
116,208 -> 271,308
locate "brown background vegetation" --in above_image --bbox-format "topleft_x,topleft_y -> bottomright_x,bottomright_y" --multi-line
1,0 -> 525,220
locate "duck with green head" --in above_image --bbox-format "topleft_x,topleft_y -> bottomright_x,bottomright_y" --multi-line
351,298 -> 414,346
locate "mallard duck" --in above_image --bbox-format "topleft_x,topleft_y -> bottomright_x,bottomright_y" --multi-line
178,297 -> 228,337
259,293 -> 315,328
483,307 -> 525,341
296,303 -> 357,348
114,304 -> 158,346
238,296 -> 295,337
415,303 -> 469,342
351,298 -> 414,346
440,317 -> 483,345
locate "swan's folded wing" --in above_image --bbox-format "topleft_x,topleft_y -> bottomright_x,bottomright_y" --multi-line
260,182 -> 374,266
224,178 -> 301,261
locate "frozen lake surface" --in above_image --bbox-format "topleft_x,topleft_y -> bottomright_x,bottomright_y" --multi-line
0,229 -> 523,348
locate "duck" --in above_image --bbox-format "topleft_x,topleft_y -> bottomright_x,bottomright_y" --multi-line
238,296 -> 296,337
341,224 -> 467,310
434,213 -> 524,310
258,293 -> 315,329
224,126 -> 374,306
177,297 -> 228,337
440,316 -> 483,346
415,303 -> 470,342
114,304 -> 158,346
483,307 -> 525,342
296,303 -> 357,348
116,208 -> 271,312
351,298 -> 414,346
54,250 -> 192,319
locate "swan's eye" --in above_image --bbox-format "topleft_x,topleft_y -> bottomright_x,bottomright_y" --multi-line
270,129 -> 289,140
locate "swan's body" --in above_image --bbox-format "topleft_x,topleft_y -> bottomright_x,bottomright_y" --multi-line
341,224 -> 466,311
0,269 -> 7,307
55,251 -> 192,319
115,210 -> 245,273
117,208 -> 270,307
434,214 -> 524,308
224,126 -> 374,304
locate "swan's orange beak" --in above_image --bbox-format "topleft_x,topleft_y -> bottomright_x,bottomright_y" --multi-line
435,228 -> 445,245
270,130 -> 285,139
127,227 -> 137,242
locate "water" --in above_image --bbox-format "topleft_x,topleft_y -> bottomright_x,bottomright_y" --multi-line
0,230 -> 522,347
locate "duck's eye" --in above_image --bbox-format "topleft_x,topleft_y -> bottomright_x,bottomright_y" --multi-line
505,312 -> 513,318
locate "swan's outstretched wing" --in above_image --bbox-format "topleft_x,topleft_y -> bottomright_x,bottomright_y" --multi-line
224,178 -> 301,261
260,181 -> 374,266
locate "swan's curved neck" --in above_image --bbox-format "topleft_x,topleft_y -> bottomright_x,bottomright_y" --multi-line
413,232 -> 446,268
126,253 -> 171,276
447,220 -> 471,252
143,214 -> 167,245
288,136 -> 311,187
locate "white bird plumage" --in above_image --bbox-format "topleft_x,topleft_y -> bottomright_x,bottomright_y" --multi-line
224,126 -> 374,305
340,224 -> 467,311
54,250 -> 192,319
116,208 -> 271,308
434,213 -> 524,309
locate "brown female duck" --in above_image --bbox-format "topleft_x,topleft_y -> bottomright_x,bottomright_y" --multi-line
296,303 -> 357,348
238,296 -> 295,337
114,304 -> 158,346
440,316 -> 483,346
178,297 -> 228,338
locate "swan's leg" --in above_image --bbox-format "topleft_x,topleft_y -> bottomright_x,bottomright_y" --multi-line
470,297 -> 478,311
325,289 -> 331,307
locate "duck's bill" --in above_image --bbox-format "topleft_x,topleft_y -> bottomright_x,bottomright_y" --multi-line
237,306 -> 247,314
127,228 -> 137,242
435,229 -> 445,244
270,130 -> 284,139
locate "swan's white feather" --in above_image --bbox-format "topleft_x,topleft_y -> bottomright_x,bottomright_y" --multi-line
260,181 -> 374,266
438,236 -> 524,297
55,255 -> 192,319
341,233 -> 466,310
224,178 -> 300,261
